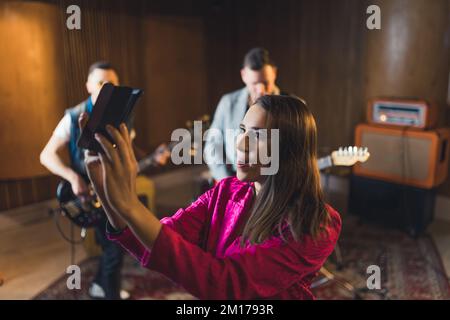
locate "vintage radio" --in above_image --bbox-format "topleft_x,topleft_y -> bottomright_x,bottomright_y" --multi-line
353,124 -> 450,189
367,98 -> 438,130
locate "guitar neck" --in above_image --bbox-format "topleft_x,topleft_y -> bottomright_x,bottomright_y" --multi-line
139,153 -> 335,173
317,155 -> 333,171
137,157 -> 156,173
136,117 -> 211,173
137,140 -> 178,173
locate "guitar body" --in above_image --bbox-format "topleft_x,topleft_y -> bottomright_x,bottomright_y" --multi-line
57,176 -> 156,229
56,180 -> 105,228
55,114 -> 210,229
136,175 -> 156,213
56,108 -> 363,231
56,144 -> 368,229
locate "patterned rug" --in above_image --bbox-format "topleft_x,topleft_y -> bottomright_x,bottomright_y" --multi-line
34,215 -> 450,300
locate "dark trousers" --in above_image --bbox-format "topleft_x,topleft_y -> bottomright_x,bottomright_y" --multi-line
93,216 -> 124,299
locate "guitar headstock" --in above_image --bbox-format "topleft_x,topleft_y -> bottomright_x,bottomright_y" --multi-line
331,146 -> 370,167
138,114 -> 212,172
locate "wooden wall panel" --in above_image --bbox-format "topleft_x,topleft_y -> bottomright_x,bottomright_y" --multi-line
203,0 -> 450,197
0,0 -> 208,211
365,0 -> 450,108
140,15 -> 208,149
203,0 -> 368,152
57,0 -> 145,109
0,176 -> 59,211
0,1 -> 65,179
364,0 -> 450,195
1,0 -> 449,210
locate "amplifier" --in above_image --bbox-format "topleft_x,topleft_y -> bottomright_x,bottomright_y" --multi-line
349,175 -> 435,237
354,124 -> 450,189
367,99 -> 437,130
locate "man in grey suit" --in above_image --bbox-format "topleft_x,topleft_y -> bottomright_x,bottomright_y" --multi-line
205,48 -> 282,181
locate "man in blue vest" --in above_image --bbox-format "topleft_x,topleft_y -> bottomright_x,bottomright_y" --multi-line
40,61 -> 129,299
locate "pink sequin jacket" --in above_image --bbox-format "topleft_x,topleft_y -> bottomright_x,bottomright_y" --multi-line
107,176 -> 341,299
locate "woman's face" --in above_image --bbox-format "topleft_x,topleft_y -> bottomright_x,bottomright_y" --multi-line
236,104 -> 270,183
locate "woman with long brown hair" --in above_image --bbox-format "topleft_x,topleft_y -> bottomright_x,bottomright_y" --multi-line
83,95 -> 341,299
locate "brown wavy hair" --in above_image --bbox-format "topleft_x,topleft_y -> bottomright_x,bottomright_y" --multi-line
241,95 -> 329,245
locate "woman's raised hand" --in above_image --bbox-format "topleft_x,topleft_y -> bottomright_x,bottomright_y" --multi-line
79,113 -> 133,229
92,123 -> 141,219
81,115 -> 162,245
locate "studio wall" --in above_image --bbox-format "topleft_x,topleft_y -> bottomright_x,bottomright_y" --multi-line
0,0 -> 208,210
1,0 -> 449,211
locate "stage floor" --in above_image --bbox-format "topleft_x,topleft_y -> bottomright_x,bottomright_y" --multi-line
1,177 -> 449,299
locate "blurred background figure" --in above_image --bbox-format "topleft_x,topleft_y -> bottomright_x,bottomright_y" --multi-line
205,48 -> 287,181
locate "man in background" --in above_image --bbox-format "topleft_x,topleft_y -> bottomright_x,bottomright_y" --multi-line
40,61 -> 129,300
204,48 -> 284,181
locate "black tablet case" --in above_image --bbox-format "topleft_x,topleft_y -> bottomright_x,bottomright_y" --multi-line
77,83 -> 143,153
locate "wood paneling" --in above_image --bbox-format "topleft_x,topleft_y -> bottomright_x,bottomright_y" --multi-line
365,0 -> 449,117
58,0 -> 145,110
203,0 -> 369,152
364,0 -> 450,195
54,0 -> 209,152
203,0 -> 450,196
0,176 -> 59,211
0,0 -> 208,210
1,0 -> 449,211
0,1 -> 65,179
140,15 -> 208,148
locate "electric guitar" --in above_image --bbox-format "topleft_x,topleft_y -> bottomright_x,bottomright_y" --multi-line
56,115 -> 211,228
57,138 -> 368,228
318,146 -> 370,170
